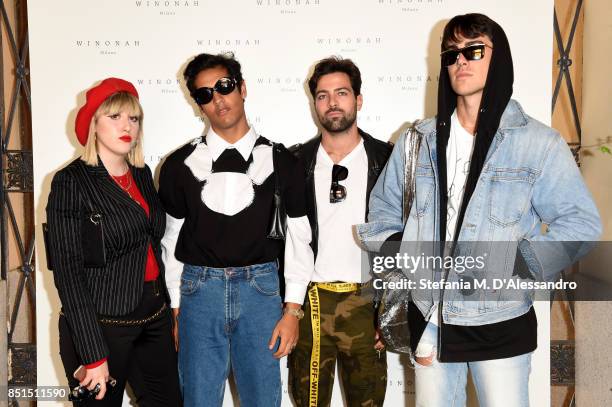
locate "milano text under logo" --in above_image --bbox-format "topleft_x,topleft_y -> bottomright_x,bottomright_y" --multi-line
256,76 -> 304,93
377,73 -> 438,92
75,40 -> 141,56
256,0 -> 319,5
377,0 -> 443,13
136,78 -> 181,95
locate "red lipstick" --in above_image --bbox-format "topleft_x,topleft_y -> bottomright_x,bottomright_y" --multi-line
119,135 -> 132,142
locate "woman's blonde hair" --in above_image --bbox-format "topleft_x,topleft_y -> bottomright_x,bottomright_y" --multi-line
81,91 -> 145,167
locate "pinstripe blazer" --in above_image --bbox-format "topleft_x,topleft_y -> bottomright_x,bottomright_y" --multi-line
46,158 -> 167,364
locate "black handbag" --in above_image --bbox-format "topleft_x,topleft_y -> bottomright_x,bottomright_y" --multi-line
79,209 -> 106,268
267,143 -> 287,240
43,167 -> 107,270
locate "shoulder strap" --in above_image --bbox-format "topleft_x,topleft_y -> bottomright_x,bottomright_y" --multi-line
272,143 -> 282,197
402,126 -> 423,225
73,160 -> 100,215
267,142 -> 287,240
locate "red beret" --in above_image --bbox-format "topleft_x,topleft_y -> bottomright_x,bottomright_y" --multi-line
74,78 -> 139,146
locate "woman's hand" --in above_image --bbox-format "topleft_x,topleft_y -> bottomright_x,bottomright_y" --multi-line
80,361 -> 110,400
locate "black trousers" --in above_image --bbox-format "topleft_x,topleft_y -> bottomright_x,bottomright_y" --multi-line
59,280 -> 182,406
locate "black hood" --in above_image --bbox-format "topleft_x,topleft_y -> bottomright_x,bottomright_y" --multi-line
435,21 -> 514,242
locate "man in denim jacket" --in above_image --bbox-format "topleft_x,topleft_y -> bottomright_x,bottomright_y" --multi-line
357,13 -> 601,407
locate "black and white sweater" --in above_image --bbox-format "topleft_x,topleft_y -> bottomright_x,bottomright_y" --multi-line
159,127 -> 314,307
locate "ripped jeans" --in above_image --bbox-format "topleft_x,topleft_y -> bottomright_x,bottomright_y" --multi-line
413,321 -> 532,407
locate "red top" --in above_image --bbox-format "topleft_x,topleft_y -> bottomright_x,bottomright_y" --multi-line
85,170 -> 159,370
111,170 -> 159,282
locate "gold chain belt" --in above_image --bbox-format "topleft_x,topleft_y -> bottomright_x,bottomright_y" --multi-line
98,303 -> 167,326
308,282 -> 361,406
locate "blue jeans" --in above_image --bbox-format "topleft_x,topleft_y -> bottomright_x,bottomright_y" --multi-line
178,262 -> 282,407
414,321 -> 532,407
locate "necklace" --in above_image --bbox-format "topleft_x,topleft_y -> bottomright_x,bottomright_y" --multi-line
111,170 -> 133,194
110,168 -> 143,208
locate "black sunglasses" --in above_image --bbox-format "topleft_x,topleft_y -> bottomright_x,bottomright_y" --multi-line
330,164 -> 349,203
69,378 -> 117,402
440,43 -> 491,67
191,77 -> 238,105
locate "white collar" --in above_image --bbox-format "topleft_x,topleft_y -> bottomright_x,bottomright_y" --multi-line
206,126 -> 258,161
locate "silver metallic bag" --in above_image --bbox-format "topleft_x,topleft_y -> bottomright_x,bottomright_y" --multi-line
377,126 -> 422,354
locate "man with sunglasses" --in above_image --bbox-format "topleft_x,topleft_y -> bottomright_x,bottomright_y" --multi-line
158,52 -> 314,406
288,57 -> 391,406
358,13 -> 601,406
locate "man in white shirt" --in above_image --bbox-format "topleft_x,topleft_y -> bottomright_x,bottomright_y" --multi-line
288,57 -> 392,407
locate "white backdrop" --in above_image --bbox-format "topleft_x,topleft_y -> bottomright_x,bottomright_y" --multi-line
29,1 -> 552,405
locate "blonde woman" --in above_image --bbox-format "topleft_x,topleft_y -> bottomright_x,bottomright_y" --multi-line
46,78 -> 181,406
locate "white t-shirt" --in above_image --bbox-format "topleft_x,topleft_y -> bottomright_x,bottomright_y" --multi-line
445,110 -> 475,241
313,139 -> 370,283
428,110 -> 475,328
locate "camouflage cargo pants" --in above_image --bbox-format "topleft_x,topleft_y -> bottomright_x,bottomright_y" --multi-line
288,283 -> 387,407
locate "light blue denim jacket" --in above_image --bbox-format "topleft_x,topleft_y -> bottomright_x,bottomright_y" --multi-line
357,100 -> 602,325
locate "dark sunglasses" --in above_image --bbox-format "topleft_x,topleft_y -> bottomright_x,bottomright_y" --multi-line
191,77 -> 238,105
69,378 -> 117,402
440,43 -> 491,67
330,164 -> 349,203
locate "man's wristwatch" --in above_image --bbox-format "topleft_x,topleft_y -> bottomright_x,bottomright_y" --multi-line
284,307 -> 304,320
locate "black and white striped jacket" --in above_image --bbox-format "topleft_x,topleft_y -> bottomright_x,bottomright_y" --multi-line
46,158 -> 167,364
